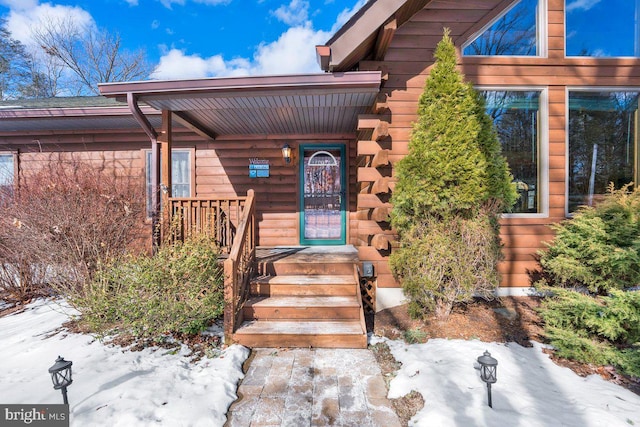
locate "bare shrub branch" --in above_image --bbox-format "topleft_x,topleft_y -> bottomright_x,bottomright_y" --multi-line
0,158 -> 146,302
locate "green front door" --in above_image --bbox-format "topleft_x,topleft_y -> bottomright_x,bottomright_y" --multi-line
299,144 -> 346,245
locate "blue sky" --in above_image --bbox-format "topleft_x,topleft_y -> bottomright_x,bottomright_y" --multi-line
566,0 -> 638,57
0,0 -> 365,79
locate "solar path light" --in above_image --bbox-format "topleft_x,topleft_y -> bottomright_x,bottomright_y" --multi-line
49,356 -> 73,404
477,350 -> 497,408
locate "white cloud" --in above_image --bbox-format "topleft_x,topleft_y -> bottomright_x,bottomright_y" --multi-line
251,24 -> 329,75
151,49 -> 251,79
151,0 -> 368,79
1,1 -> 95,47
158,0 -> 184,7
152,24 -> 330,79
0,0 -> 39,10
272,0 -> 309,26
157,0 -> 230,9
565,0 -> 601,13
124,0 -> 139,5
331,0 -> 367,32
194,0 -> 231,4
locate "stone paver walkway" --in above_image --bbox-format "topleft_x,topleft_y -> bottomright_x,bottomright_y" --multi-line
225,348 -> 401,427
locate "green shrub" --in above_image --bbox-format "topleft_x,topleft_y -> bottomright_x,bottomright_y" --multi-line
75,234 -> 224,339
390,214 -> 502,319
539,184 -> 640,294
538,286 -> 640,377
403,328 -> 428,344
390,30 -> 516,232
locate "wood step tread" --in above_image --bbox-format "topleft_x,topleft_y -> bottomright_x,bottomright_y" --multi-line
269,255 -> 358,264
256,246 -> 359,264
245,296 -> 360,308
234,320 -> 365,335
252,275 -> 357,285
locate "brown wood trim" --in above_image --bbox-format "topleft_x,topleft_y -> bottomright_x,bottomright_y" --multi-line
371,149 -> 390,168
172,110 -> 218,140
454,0 -> 518,47
374,18 -> 398,61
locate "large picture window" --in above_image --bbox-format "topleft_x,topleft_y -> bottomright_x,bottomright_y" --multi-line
566,0 -> 640,57
463,0 -> 541,56
482,90 -> 542,213
568,91 -> 638,212
145,149 -> 192,217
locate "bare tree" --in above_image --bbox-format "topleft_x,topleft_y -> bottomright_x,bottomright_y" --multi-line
17,50 -> 62,98
0,18 -> 32,99
32,16 -> 154,96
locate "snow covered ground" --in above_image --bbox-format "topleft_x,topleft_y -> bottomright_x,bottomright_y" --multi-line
372,336 -> 640,427
1,299 -> 639,426
0,300 -> 248,426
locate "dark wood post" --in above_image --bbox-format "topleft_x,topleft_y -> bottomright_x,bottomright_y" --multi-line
159,109 -> 172,242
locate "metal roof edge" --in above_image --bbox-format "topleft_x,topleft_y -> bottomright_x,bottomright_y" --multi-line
98,71 -> 382,97
0,105 -> 158,119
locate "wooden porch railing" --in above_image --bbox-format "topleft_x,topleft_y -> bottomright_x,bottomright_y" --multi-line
223,189 -> 256,343
164,191 -> 256,344
166,196 -> 248,253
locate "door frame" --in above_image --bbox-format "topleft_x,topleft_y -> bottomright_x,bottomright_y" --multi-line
299,143 -> 347,245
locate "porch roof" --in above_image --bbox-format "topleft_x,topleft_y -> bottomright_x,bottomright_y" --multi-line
98,71 -> 382,137
0,97 -> 160,134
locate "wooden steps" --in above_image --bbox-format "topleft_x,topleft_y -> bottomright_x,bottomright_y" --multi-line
250,275 -> 357,296
244,296 -> 361,320
233,246 -> 367,349
232,321 -> 365,348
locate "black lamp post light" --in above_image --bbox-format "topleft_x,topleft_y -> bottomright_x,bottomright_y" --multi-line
477,350 -> 498,408
48,356 -> 73,405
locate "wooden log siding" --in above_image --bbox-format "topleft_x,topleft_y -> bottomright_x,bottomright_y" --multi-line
194,135 -> 356,247
355,0 -> 640,288
16,148 -> 144,180
354,115 -> 398,289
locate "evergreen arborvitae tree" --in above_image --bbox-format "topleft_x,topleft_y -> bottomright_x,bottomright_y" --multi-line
391,30 -> 485,231
389,29 -> 517,319
391,29 -> 515,230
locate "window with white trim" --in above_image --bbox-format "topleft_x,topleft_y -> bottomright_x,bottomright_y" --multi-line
481,90 -> 545,214
568,90 -> 639,212
0,153 -> 15,200
463,0 -> 544,56
145,149 -> 192,217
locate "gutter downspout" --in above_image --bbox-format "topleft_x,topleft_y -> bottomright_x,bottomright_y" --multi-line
127,92 -> 161,251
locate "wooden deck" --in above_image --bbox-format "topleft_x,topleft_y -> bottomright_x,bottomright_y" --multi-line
233,246 -> 367,348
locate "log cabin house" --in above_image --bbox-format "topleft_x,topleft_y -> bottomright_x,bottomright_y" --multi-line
1,0 -> 639,347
